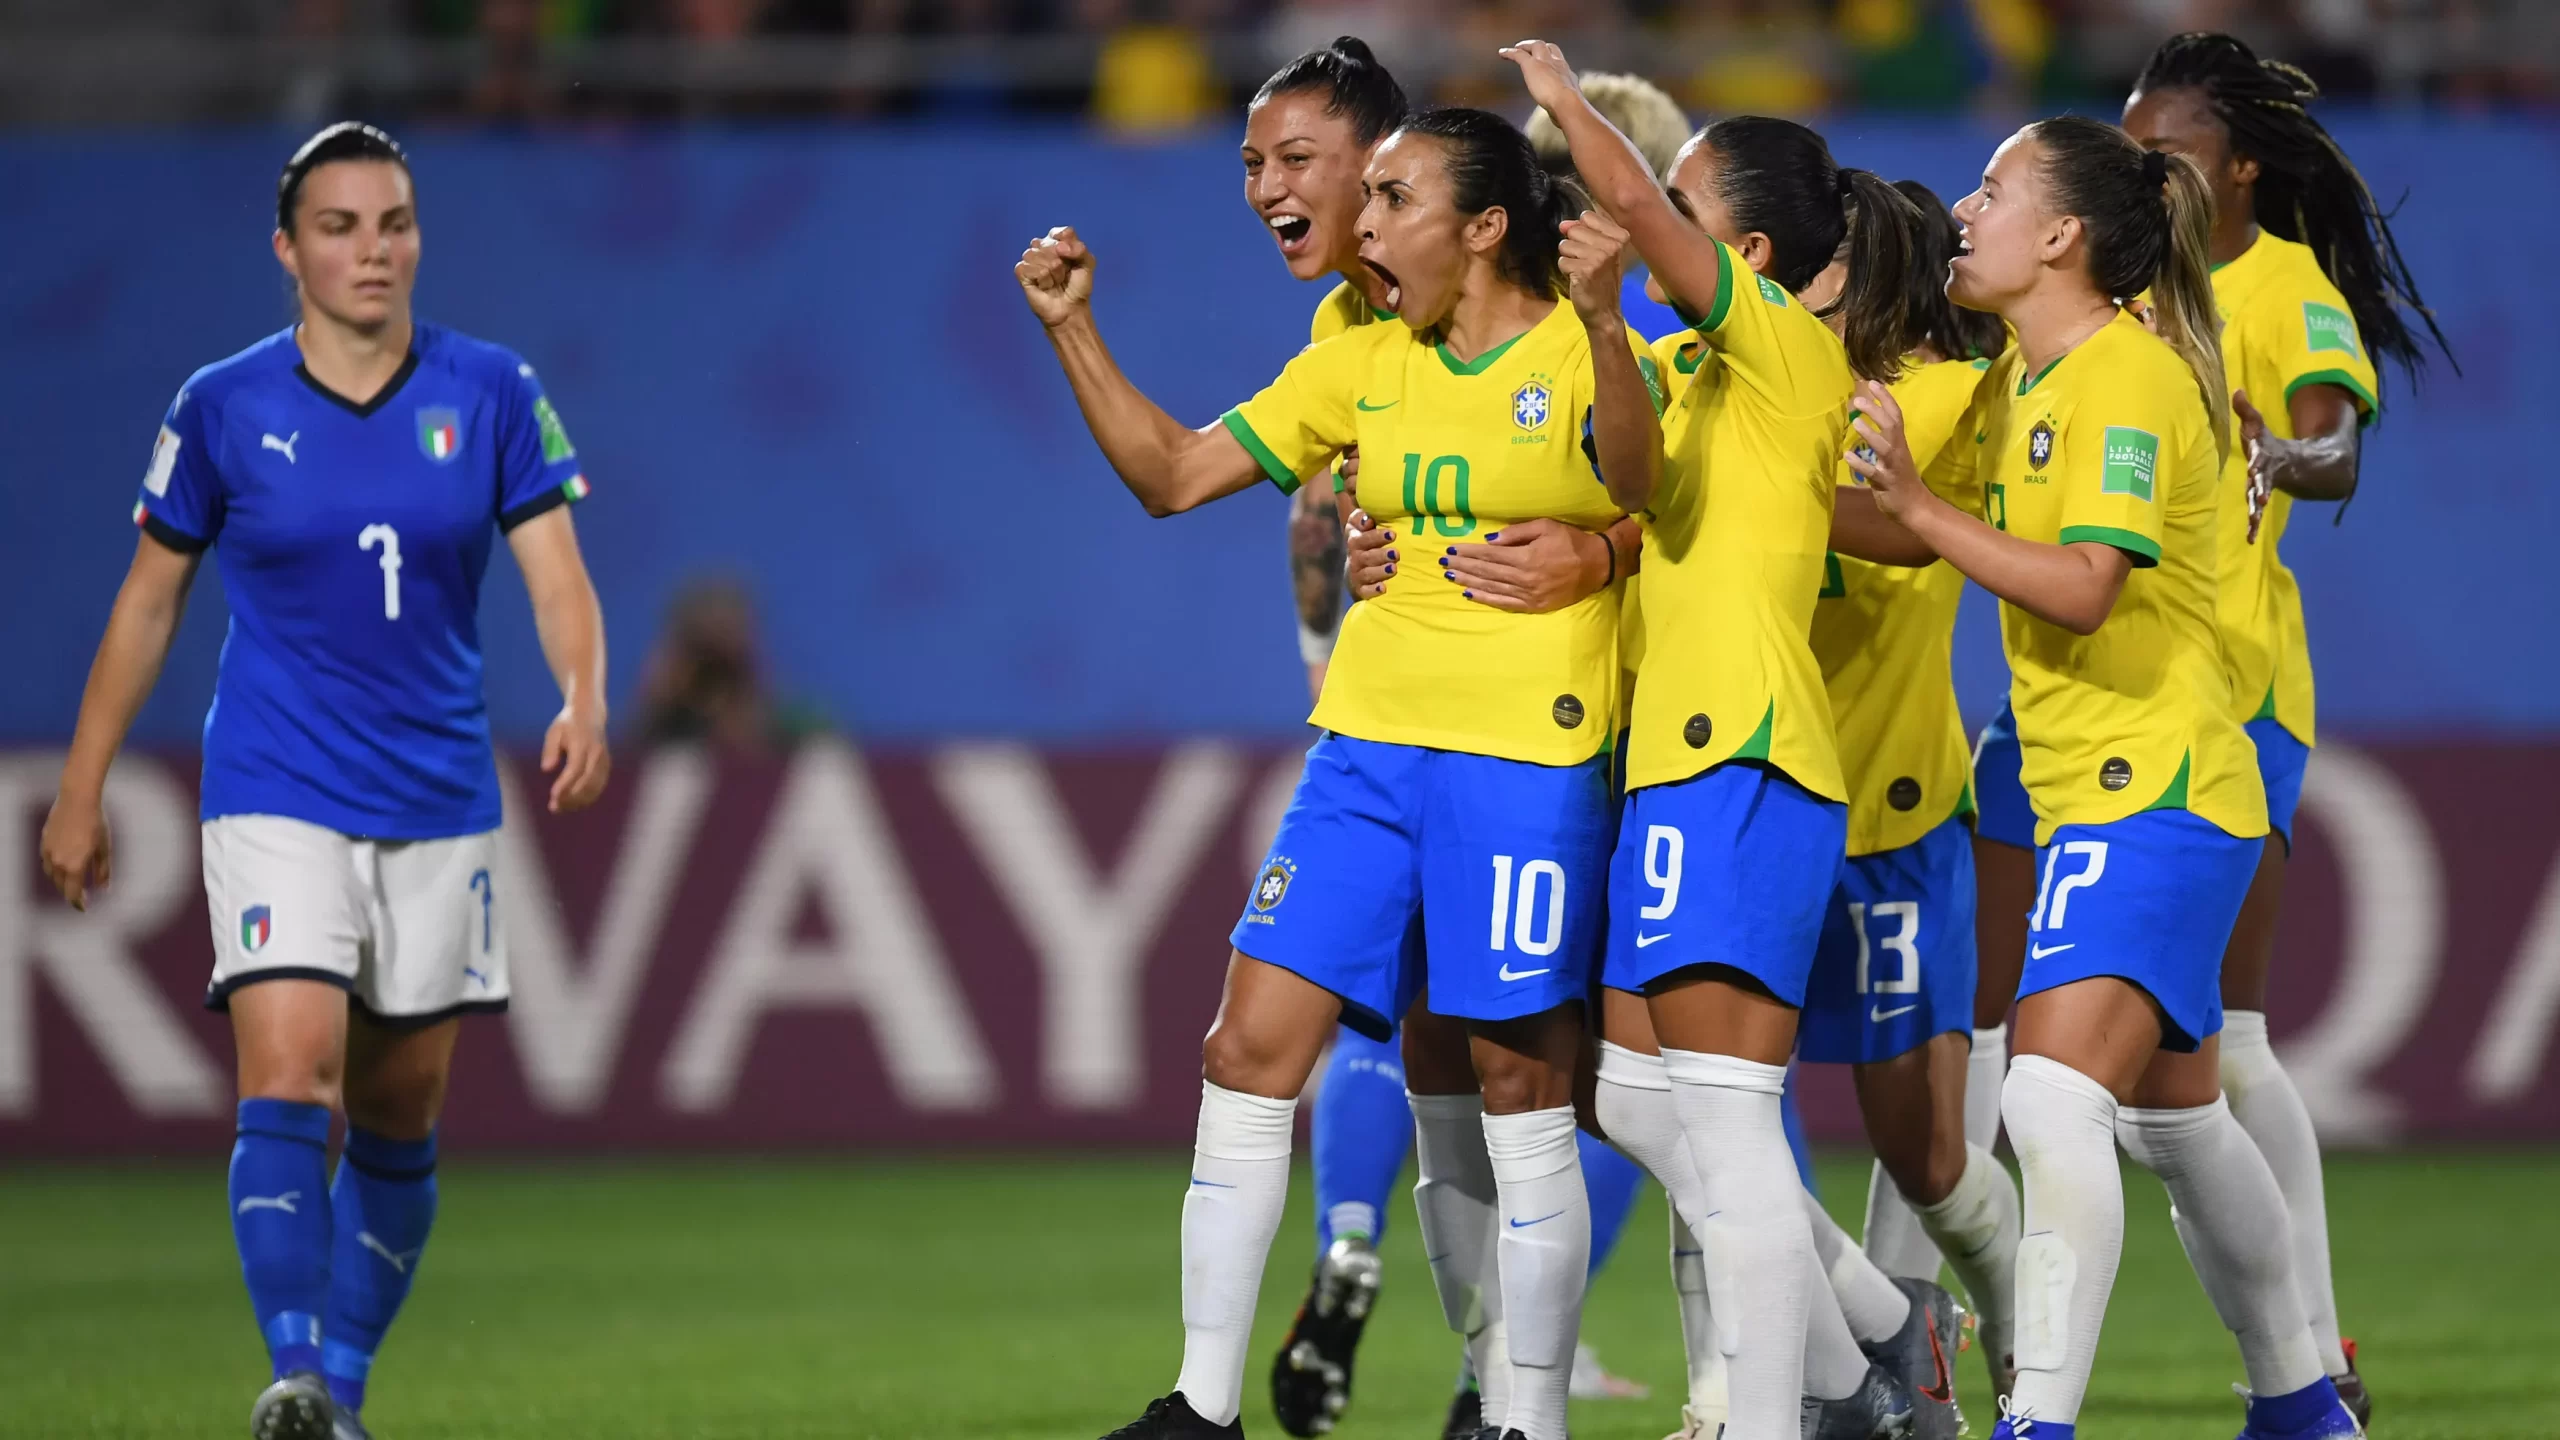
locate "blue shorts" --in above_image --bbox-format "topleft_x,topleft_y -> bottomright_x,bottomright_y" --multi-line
1799,816 -> 1979,1064
2021,809 -> 2259,1052
1972,702 -> 2036,851
2247,716 -> 2309,845
1603,763 -> 1847,1004
1235,733 -> 1614,1036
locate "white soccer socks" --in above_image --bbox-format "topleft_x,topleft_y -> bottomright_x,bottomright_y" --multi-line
2115,1095 -> 2326,1402
1859,1162 -> 1945,1282
1664,1048 -> 1815,1439
1594,1043 -> 1728,1428
1411,1091 -> 1511,1427
1968,1023 -> 2010,1152
1806,1187 -> 1913,1348
1174,1081 -> 1299,1426
1915,1142 -> 2021,1391
2001,1054 -> 2124,1429
2220,1010 -> 2350,1377
1482,1106 -> 1588,1440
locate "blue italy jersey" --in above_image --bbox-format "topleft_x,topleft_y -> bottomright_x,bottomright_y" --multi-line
131,322 -> 590,839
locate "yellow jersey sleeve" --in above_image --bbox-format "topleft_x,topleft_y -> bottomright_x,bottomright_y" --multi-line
1309,279 -> 1383,345
2265,282 -> 2381,422
2051,376 -> 2184,568
1221,329 -> 1366,497
1691,238 -> 1844,416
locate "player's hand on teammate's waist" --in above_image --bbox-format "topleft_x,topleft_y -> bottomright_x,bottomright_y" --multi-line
2233,388 -> 2274,544
542,707 -> 612,814
1437,518 -> 1612,613
38,792 -> 112,911
1015,226 -> 1096,328
1345,509 -> 1394,600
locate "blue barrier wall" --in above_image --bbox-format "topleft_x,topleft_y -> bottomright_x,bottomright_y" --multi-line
4,119 -> 2552,744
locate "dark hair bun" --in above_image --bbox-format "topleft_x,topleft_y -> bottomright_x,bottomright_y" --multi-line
1330,36 -> 1377,65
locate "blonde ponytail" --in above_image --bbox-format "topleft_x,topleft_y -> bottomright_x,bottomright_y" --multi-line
2149,152 -> 2230,461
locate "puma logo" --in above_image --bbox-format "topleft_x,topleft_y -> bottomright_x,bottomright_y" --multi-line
262,432 -> 300,464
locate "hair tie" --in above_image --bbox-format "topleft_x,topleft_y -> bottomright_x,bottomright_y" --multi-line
2141,148 -> 2169,187
1834,167 -> 1856,202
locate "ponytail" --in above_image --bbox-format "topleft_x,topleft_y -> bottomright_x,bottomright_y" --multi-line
2029,115 -> 2230,461
2151,152 -> 2231,461
1697,117 -> 1921,382
1830,169 -> 1925,383
1394,106 -> 1585,297
1253,35 -> 1410,146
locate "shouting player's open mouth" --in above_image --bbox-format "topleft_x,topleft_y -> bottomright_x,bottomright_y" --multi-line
1266,211 -> 1315,258
1360,257 -> 1402,314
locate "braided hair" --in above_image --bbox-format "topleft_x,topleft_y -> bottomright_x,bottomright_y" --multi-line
2133,31 -> 2451,390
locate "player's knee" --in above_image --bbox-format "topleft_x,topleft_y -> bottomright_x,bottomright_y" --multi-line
235,1043 -> 345,1114
1886,1129 -> 1967,1208
1471,1050 -> 1567,1116
343,1059 -> 451,1140
1199,1021 -> 1298,1099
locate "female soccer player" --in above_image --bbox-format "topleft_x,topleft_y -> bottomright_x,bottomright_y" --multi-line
1242,42 -> 1650,1438
38,123 -> 609,1440
1505,38 -> 1936,1440
1848,118 -> 2358,1440
2118,33 -> 2450,1426
1020,106 -> 1660,1440
1794,178 -> 2024,1425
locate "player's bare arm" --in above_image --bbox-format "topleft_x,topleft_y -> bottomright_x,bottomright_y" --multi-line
1018,226 -> 1271,516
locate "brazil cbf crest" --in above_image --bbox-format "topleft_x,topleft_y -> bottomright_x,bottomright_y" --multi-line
417,407 -> 462,463
1511,378 -> 1552,432
1250,856 -> 1298,915
240,905 -> 273,954
2027,419 -> 2056,470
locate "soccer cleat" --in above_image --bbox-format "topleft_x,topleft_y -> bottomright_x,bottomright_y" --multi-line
1440,1384 -> 1483,1440
249,1372 -> 334,1440
1987,1394 -> 2067,1439
1864,1277 -> 1967,1440
1801,1361 -> 1916,1440
331,1410 -> 373,1440
2231,1377 -> 2361,1440
1664,1402 -> 1726,1439
1269,1236 -> 1384,1436
2333,1338 -> 2372,1431
1570,1340 -> 1653,1400
1098,1393 -> 1244,1439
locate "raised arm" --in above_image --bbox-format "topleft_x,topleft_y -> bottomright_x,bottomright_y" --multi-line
1562,209 -> 1662,513
41,534 -> 201,909
1501,42 -> 1730,337
1845,379 -> 2130,634
508,506 -> 611,813
1018,227 -> 1269,517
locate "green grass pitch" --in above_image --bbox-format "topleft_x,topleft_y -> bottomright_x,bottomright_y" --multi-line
4,1152 -> 2553,1438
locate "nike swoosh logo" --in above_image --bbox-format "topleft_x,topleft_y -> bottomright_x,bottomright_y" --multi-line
2029,942 -> 2075,959
1355,397 -> 1397,411
1871,1004 -> 1917,1022
1496,963 -> 1551,982
1635,932 -> 1671,948
1189,1177 -> 1235,1189
1508,1210 -> 1567,1229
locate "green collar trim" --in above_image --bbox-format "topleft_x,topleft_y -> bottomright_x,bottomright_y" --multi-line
1436,329 -> 1528,375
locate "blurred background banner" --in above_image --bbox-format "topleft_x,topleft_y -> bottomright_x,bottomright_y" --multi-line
5,740 -> 2557,1155
3,117 -> 2556,748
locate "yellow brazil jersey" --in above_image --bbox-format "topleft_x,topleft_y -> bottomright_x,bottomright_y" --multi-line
1627,239 -> 1853,801
1222,300 -> 1653,765
1973,309 -> 2266,845
1816,355 -> 1993,856
1613,329 -> 1715,729
2210,233 -> 2381,744
1310,279 -> 1388,344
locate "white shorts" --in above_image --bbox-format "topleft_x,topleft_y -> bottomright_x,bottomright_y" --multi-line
201,814 -> 510,1025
